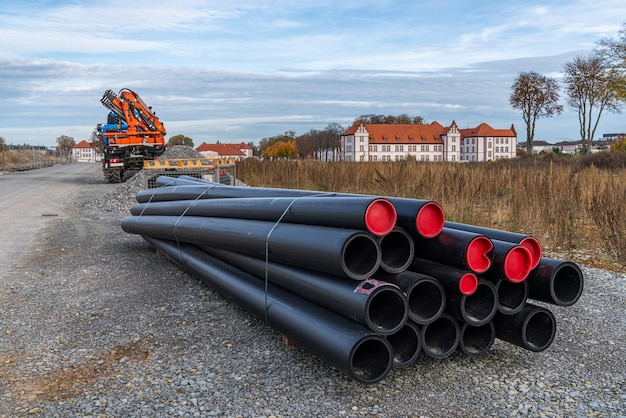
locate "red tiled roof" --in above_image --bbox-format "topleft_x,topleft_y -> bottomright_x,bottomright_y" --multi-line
196,142 -> 246,156
73,140 -> 94,148
237,141 -> 252,149
342,121 -> 446,144
460,123 -> 516,138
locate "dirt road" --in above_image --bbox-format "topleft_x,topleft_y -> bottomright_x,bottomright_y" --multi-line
0,163 -> 104,277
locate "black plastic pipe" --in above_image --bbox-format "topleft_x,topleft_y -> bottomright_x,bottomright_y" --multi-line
492,279 -> 528,315
383,197 -> 445,239
444,221 -> 543,270
482,239 -> 533,283
444,278 -> 497,326
420,313 -> 460,359
201,246 -> 408,335
493,303 -> 556,352
121,215 -> 381,280
131,195 -> 398,237
413,227 -> 494,274
377,227 -> 415,274
458,321 -> 495,357
143,237 -> 394,384
379,271 -> 446,325
526,257 -> 584,307
142,177 -> 447,239
169,175 -> 446,239
409,258 -> 478,296
386,321 -> 422,368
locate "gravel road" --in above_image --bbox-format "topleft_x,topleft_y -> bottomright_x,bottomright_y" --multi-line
0,162 -> 624,417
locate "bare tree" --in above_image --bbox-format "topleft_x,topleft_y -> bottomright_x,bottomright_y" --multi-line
597,22 -> 626,102
510,71 -> 563,155
56,135 -> 76,154
563,54 -> 623,154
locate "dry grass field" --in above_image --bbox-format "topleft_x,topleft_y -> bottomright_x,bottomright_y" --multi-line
237,154 -> 626,270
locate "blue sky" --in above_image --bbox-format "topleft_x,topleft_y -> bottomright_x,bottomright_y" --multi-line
0,0 -> 624,147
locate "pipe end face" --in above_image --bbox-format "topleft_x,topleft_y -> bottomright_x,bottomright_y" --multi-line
415,202 -> 445,238
466,236 -> 493,273
503,246 -> 532,283
459,273 -> 478,295
365,199 -> 397,236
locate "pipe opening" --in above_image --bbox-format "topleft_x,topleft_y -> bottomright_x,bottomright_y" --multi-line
460,322 -> 495,356
367,288 -> 409,335
465,236 -> 493,273
365,199 -> 397,236
519,236 -> 543,270
421,314 -> 459,359
523,309 -> 556,352
387,322 -> 421,368
378,229 -> 414,274
407,279 -> 445,324
350,337 -> 393,384
342,234 -> 381,279
459,273 -> 478,295
462,281 -> 497,325
497,280 -> 528,314
551,264 -> 584,306
415,202 -> 445,238
503,246 -> 532,283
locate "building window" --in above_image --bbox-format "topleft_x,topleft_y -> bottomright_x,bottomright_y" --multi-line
370,155 -> 378,162
451,145 -> 456,152
488,151 -> 492,158
488,142 -> 492,148
395,145 -> 404,152
360,145 -> 364,152
369,145 -> 377,152
395,155 -> 404,161
451,155 -> 456,162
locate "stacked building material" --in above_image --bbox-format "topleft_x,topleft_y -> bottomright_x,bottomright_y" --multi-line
121,175 -> 584,384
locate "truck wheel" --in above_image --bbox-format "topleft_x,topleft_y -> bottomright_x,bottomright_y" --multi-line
104,169 -> 123,183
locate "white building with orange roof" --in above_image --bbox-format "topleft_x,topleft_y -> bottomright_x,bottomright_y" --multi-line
340,120 -> 516,162
196,142 -> 248,160
71,140 -> 101,162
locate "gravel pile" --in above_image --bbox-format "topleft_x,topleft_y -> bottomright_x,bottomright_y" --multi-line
1,163 -> 624,417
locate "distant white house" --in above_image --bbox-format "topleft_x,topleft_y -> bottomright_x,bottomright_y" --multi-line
195,142 -> 253,160
72,140 -> 101,162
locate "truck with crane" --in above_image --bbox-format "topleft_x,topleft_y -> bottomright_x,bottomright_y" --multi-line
96,88 -> 167,183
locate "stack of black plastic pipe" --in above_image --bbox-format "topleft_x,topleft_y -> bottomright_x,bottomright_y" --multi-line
121,175 -> 584,384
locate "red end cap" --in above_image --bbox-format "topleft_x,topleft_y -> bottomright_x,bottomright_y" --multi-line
465,236 -> 493,273
459,273 -> 478,295
365,199 -> 397,236
520,236 -> 542,270
503,245 -> 532,283
415,201 -> 445,238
